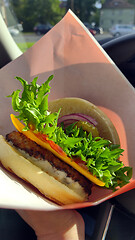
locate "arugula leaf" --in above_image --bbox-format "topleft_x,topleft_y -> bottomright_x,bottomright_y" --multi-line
15,77 -> 31,103
11,89 -> 21,112
39,95 -> 48,114
36,75 -> 53,106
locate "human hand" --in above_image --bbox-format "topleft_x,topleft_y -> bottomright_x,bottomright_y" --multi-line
16,209 -> 85,240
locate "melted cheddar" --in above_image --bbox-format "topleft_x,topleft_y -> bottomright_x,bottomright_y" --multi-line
10,114 -> 105,186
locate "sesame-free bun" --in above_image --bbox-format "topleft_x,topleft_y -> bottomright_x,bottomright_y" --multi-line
48,97 -> 120,145
0,135 -> 87,205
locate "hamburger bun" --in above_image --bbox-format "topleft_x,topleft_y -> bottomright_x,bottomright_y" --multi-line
48,97 -> 120,144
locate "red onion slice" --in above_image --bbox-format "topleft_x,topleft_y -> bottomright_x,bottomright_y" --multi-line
58,119 -> 77,127
75,113 -> 97,126
58,113 -> 97,127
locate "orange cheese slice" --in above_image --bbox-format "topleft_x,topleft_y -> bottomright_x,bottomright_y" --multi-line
10,114 -> 105,186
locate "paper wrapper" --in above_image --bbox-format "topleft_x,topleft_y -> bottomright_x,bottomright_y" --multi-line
0,10 -> 135,210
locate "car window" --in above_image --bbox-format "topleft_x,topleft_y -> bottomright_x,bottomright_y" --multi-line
1,0 -> 135,51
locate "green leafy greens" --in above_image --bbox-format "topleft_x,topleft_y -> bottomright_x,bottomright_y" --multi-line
8,75 -> 132,190
8,75 -> 60,135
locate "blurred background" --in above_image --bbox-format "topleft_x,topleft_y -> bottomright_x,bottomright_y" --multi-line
1,0 -> 135,52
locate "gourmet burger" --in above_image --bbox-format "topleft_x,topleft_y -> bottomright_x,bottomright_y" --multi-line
0,76 -> 132,205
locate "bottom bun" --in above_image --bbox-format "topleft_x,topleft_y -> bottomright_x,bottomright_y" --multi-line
0,135 -> 87,205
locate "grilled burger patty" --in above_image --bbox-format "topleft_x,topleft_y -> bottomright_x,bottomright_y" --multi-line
6,131 -> 92,197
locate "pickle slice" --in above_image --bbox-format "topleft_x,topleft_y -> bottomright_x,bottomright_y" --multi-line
76,121 -> 99,137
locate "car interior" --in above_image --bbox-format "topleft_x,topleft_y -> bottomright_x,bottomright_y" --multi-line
1,7 -> 135,240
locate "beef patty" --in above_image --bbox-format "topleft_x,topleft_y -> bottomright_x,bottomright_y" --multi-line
6,131 -> 92,197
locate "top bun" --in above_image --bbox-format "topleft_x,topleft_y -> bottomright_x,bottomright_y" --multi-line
48,98 -> 120,145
